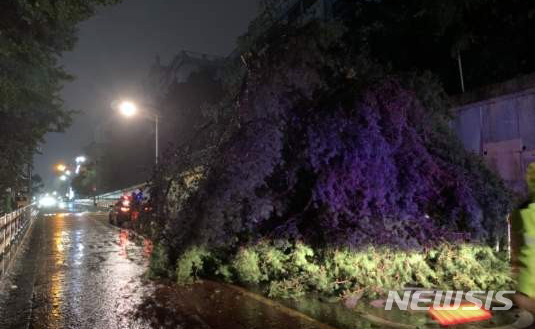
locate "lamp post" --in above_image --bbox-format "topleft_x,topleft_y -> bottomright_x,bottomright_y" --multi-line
75,155 -> 86,174
117,100 -> 160,165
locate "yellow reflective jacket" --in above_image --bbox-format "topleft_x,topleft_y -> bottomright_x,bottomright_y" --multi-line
518,203 -> 535,298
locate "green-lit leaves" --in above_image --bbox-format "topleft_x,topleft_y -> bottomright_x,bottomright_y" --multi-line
172,241 -> 514,300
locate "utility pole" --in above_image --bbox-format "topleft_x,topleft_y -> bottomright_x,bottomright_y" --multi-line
155,115 -> 159,165
457,50 -> 466,93
93,159 -> 98,206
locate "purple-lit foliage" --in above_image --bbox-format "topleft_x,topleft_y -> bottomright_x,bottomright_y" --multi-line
303,81 -> 488,248
159,23 -> 510,255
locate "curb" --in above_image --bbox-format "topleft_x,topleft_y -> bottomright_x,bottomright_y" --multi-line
219,281 -> 340,329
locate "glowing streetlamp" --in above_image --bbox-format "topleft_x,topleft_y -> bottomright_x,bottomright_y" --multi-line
59,175 -> 67,181
75,156 -> 86,174
119,101 -> 137,117
65,170 -> 72,176
116,100 -> 160,164
56,164 -> 66,172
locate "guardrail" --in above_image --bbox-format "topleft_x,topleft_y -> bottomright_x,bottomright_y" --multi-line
0,205 -> 37,277
76,198 -> 116,209
96,182 -> 149,200
75,182 -> 150,209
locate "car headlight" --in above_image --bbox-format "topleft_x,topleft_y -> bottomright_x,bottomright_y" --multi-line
39,196 -> 57,207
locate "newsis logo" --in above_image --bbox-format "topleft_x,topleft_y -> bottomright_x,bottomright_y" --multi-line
385,290 -> 515,311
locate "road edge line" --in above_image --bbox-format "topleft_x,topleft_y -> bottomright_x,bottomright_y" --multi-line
215,280 -> 340,329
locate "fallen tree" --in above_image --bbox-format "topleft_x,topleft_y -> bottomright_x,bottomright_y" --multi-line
146,22 -> 512,297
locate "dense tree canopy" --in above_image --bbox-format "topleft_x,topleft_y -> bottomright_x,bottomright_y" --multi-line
71,163 -> 97,197
159,67 -> 226,147
31,174 -> 44,196
343,0 -> 535,93
150,22 -> 511,262
0,0 -> 120,197
246,0 -> 535,93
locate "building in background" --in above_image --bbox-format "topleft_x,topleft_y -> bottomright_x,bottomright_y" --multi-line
453,73 -> 535,195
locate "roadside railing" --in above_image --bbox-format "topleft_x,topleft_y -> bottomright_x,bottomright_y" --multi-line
75,182 -> 149,210
0,205 -> 37,277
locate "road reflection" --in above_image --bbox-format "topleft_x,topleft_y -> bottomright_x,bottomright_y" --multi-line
119,229 -> 129,257
118,228 -> 153,260
51,215 -> 65,326
0,206 -> 160,328
28,209 -> 152,328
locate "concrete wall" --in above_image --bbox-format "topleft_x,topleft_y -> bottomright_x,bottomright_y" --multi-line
453,73 -> 535,194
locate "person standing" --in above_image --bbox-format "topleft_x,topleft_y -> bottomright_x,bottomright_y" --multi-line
513,163 -> 535,313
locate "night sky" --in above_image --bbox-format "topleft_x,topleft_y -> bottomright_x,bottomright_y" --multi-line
34,0 -> 259,187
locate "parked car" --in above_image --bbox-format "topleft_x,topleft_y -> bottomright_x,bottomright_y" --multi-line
109,193 -> 152,228
109,195 -> 133,227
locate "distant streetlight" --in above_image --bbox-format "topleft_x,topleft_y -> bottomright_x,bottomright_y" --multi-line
56,164 -> 66,172
115,100 -> 160,164
65,170 -> 71,176
119,101 -> 137,117
59,175 -> 67,181
75,156 -> 86,164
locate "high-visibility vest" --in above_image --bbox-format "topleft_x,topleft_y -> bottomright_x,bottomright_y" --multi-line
518,203 -> 535,298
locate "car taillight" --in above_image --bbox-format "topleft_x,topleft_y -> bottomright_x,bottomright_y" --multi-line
120,207 -> 130,212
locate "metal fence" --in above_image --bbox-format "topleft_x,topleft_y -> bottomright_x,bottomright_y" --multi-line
0,205 -> 37,277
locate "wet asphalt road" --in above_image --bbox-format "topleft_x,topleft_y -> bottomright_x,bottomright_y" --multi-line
0,206 -> 333,329
0,205 -> 152,329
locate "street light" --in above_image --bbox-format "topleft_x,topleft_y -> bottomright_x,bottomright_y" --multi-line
116,100 -> 160,165
65,170 -> 72,176
75,156 -> 86,164
56,164 -> 66,172
59,175 -> 67,181
119,101 -> 137,117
